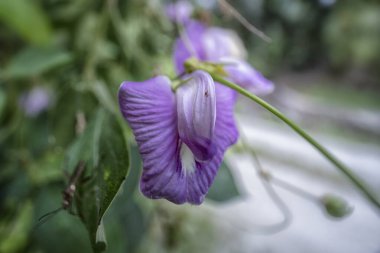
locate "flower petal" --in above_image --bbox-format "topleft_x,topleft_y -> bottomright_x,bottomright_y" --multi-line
176,70 -> 216,162
202,28 -> 247,61
118,76 -> 187,204
214,83 -> 239,151
221,58 -> 274,95
183,83 -> 239,204
173,20 -> 207,74
165,0 -> 193,24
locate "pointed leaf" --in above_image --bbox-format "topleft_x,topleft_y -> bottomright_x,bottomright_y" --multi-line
67,109 -> 129,252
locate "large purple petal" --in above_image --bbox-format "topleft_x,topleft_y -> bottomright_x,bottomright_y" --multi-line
119,76 -> 187,204
214,83 -> 239,151
176,70 -> 216,162
221,58 -> 275,95
173,20 -> 207,74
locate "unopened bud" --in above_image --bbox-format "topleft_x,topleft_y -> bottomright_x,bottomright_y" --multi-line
321,194 -> 353,219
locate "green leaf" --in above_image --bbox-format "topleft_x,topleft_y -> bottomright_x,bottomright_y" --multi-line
206,161 -> 240,202
66,109 -> 129,252
2,47 -> 72,79
66,110 -> 104,174
123,144 -> 142,198
0,0 -> 52,45
91,81 -> 118,115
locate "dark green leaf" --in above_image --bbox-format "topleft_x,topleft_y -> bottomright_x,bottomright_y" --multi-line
101,146 -> 145,253
2,47 -> 72,79
206,161 -> 240,202
65,109 -> 104,174
67,109 -> 129,252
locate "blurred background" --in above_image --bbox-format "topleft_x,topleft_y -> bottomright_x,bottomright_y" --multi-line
0,0 -> 379,252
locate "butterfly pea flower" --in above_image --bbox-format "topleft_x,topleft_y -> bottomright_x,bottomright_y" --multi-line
118,70 -> 238,204
19,86 -> 53,117
220,57 -> 274,95
174,20 -> 207,74
202,27 -> 247,61
165,0 -> 194,24
173,20 -> 274,95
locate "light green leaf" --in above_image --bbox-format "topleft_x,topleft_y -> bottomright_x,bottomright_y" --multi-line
207,161 -> 240,202
2,47 -> 72,79
0,0 -> 52,45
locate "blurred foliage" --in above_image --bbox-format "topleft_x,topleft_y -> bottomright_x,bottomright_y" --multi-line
0,0 -> 172,252
1,46 -> 72,79
226,0 -> 380,85
323,2 -> 380,73
0,0 -> 240,252
0,0 -> 52,45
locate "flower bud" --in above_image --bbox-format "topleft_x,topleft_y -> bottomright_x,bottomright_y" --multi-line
321,194 -> 353,219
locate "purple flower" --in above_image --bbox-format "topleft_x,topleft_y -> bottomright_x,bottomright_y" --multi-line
173,20 -> 274,95
202,27 -> 247,61
118,70 -> 238,204
174,20 -> 207,73
19,87 -> 53,117
220,58 -> 274,95
165,0 -> 194,24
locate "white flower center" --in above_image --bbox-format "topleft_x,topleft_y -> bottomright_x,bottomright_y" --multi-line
180,143 -> 196,174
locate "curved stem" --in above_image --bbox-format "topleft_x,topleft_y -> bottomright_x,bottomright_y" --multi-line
239,129 -> 292,233
210,73 -> 380,212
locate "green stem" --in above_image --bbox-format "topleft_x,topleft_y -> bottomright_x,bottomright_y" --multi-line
239,132 -> 292,232
210,73 -> 380,211
171,77 -> 192,91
